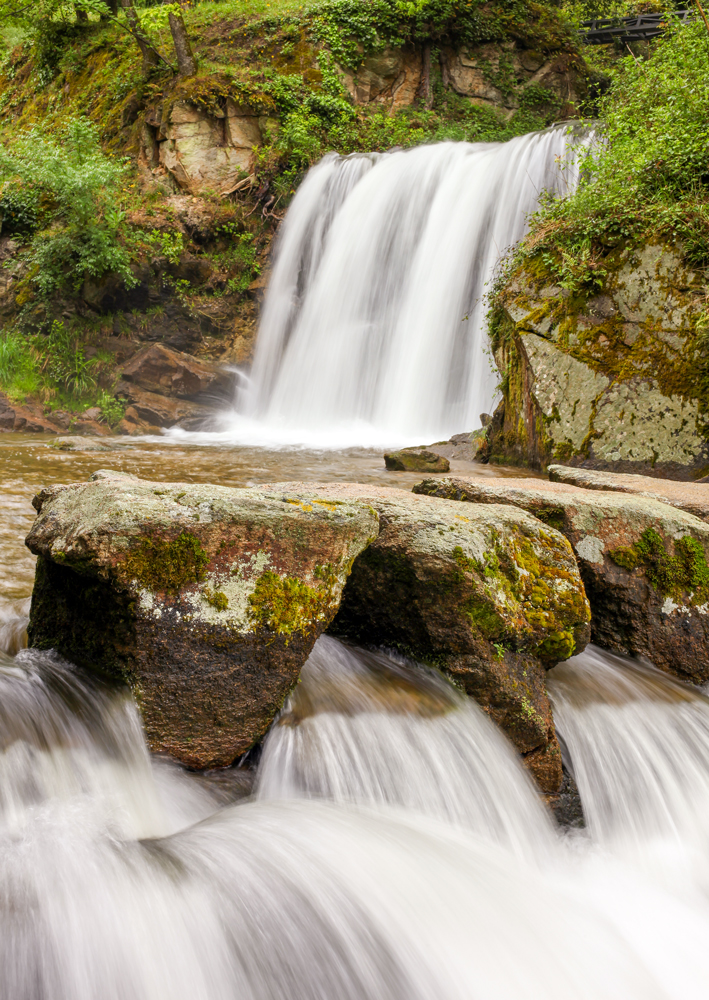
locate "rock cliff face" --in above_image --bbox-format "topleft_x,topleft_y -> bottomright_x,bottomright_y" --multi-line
25,471 -> 378,768
139,46 -> 587,199
488,244 -> 709,479
415,475 -> 709,684
142,99 -> 263,197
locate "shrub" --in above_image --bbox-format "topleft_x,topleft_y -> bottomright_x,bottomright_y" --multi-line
0,117 -> 136,294
519,18 -> 709,276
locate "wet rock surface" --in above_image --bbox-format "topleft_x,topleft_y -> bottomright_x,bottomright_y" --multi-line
115,343 -> 235,433
25,471 -> 378,768
260,481 -> 592,792
549,464 -> 709,522
384,447 -> 450,473
415,475 -> 709,684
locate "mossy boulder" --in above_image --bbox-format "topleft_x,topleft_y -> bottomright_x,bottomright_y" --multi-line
258,482 -> 591,793
384,447 -> 450,473
488,244 -> 709,479
415,475 -> 709,685
24,470 -> 378,768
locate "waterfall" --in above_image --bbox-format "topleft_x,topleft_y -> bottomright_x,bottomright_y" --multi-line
549,644 -> 709,850
8,630 -> 709,995
226,127 -> 588,448
256,635 -> 554,860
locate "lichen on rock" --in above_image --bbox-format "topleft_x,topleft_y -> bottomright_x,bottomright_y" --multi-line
25,472 -> 378,768
415,474 -> 709,684
488,243 -> 709,478
257,481 -> 592,794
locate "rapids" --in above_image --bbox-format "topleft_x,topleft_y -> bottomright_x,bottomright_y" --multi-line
3,631 -> 709,999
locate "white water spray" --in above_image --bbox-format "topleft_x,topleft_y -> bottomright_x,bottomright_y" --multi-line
221,127 -> 588,448
257,636 -> 554,860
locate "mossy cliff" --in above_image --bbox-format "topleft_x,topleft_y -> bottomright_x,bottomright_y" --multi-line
0,0 -> 594,427
25,469 -> 378,767
486,243 -> 709,479
483,20 -> 709,480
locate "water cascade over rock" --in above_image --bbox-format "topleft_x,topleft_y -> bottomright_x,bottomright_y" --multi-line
235,128 -> 588,447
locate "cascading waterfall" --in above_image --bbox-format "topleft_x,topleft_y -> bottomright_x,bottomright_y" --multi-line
7,629 -> 709,997
222,126 -> 589,448
256,636 -> 554,861
0,639 -> 673,1000
549,645 -> 709,866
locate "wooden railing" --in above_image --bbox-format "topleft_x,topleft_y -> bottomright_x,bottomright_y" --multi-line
579,8 -> 693,43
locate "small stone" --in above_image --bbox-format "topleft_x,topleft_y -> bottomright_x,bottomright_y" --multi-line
384,447 -> 450,472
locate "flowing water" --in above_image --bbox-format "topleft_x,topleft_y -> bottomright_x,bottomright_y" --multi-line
217,126 -> 590,448
6,127 -> 709,997
4,628 -> 709,998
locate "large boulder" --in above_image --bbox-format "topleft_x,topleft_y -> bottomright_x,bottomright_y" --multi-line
25,471 -> 378,768
415,475 -> 709,684
548,464 -> 709,522
488,244 -> 709,478
120,343 -> 235,404
259,482 -> 591,792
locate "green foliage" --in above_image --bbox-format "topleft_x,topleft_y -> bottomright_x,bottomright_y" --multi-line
96,388 -> 125,426
0,328 -> 41,397
43,321 -> 98,396
0,321 -> 121,412
0,117 -> 135,294
143,228 -> 185,264
0,183 -> 38,235
520,19 -> 709,278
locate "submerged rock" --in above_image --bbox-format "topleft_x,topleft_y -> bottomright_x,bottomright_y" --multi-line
549,464 -> 709,522
49,436 -> 126,453
384,448 -> 450,472
259,482 -> 592,792
25,471 -> 378,768
415,475 -> 709,684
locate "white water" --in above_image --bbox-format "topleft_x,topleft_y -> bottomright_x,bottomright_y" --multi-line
6,631 -> 709,997
200,127 -> 588,449
256,636 -> 554,861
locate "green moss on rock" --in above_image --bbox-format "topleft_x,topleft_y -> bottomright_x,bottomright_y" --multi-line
121,531 -> 209,594
248,570 -> 328,638
610,527 -> 709,604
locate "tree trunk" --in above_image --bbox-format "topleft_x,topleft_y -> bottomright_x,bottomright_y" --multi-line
168,10 -> 197,78
120,0 -> 161,75
75,5 -> 89,22
102,0 -> 119,17
418,43 -> 433,110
